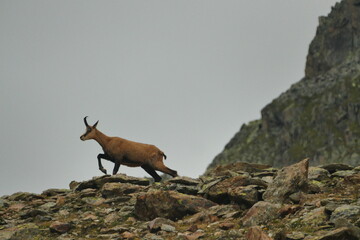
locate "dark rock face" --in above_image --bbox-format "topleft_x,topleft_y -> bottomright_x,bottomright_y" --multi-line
208,0 -> 360,170
305,0 -> 360,78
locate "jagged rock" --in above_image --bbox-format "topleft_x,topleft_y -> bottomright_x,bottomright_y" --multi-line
245,226 -> 273,240
1,223 -> 40,240
263,159 -> 309,203
7,192 -> 43,202
228,185 -> 260,207
101,182 -> 145,198
206,204 -> 241,218
202,175 -> 267,204
134,190 -> 217,221
20,209 -> 48,219
314,227 -> 359,240
81,196 -> 105,206
0,199 -> 9,208
184,211 -> 219,225
218,222 -> 235,230
286,232 -> 305,240
241,201 -> 282,227
319,163 -> 354,174
49,221 -> 72,234
41,188 -> 70,197
300,207 -> 329,226
330,205 -> 360,223
206,162 -> 272,176
331,170 -> 356,178
74,174 -> 150,191
167,177 -> 200,186
147,217 -> 176,233
308,167 -> 331,181
344,173 -> 360,184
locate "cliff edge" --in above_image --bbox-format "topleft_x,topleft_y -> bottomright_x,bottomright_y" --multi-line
208,0 -> 360,170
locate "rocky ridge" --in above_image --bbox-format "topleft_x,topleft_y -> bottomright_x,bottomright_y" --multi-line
2,160 -> 360,239
209,0 -> 360,170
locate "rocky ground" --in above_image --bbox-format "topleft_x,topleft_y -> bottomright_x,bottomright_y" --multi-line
2,159 -> 360,240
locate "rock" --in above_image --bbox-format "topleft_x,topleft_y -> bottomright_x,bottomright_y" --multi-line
206,204 -> 241,218
245,226 -> 273,240
332,217 -> 360,239
2,223 -> 40,240
50,221 -> 72,234
203,175 -> 267,204
241,201 -> 282,227
286,231 -> 305,240
184,211 -> 219,225
179,230 -> 205,240
278,204 -> 302,218
218,222 -> 235,230
161,224 -> 176,232
316,227 -> 359,240
300,207 -> 329,226
263,158 -> 309,204
41,188 -> 70,197
38,201 -> 57,211
97,174 -> 151,186
344,173 -> 360,184
228,185 -> 259,207
167,177 -> 200,186
206,162 -> 272,176
320,163 -> 353,174
331,170 -> 356,178
74,174 -> 150,191
0,199 -> 9,208
104,212 -> 120,224
308,167 -> 330,181
8,203 -> 26,212
148,217 -> 175,233
101,182 -> 145,198
0,217 -> 6,225
121,231 -> 137,239
330,205 -> 360,223
168,184 -> 199,195
20,209 -> 48,219
135,190 -> 217,221
7,192 -> 43,202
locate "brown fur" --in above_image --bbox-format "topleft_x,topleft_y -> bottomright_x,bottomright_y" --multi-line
80,117 -> 177,182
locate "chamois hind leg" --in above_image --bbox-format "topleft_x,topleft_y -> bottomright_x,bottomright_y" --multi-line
141,164 -> 162,182
113,162 -> 120,175
152,161 -> 178,178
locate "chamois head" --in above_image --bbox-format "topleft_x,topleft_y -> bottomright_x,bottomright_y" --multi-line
80,116 -> 99,141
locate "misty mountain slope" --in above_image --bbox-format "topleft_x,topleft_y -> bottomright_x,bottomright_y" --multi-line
208,0 -> 360,170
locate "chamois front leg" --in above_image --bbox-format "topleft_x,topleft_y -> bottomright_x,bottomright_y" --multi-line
97,153 -> 112,174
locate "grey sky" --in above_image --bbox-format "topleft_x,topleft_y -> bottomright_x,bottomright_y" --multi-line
0,1 -> 338,196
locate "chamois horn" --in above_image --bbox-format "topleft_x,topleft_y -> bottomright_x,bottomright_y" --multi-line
84,116 -> 89,127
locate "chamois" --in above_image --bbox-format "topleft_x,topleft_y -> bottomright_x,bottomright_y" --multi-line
80,116 -> 178,182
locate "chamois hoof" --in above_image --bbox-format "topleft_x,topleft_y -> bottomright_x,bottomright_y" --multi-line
100,168 -> 107,174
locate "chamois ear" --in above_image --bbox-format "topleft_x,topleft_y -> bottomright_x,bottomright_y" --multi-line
93,120 -> 99,128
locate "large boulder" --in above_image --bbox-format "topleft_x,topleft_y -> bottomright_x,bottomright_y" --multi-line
134,190 -> 217,221
201,175 -> 267,204
263,158 -> 309,203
